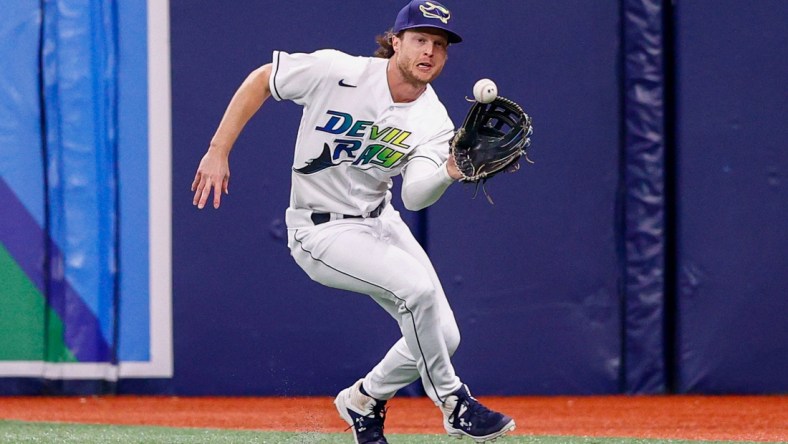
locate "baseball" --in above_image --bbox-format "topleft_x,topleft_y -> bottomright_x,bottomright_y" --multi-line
473,78 -> 498,103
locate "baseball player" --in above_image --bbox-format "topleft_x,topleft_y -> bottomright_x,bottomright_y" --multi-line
192,1 -> 515,442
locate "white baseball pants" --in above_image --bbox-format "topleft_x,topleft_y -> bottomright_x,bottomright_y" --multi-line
287,205 -> 462,404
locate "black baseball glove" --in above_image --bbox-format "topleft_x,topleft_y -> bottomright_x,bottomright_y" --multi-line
450,96 -> 533,186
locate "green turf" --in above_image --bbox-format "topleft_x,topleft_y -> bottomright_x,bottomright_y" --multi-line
0,420 -> 773,444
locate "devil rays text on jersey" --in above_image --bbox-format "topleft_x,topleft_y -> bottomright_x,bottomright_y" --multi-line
295,110 -> 414,174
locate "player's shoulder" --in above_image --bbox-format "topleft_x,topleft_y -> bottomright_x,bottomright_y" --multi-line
297,49 -> 369,67
317,49 -> 378,74
419,86 -> 451,118
275,48 -> 380,85
277,48 -> 371,68
391,86 -> 453,141
309,49 -> 383,88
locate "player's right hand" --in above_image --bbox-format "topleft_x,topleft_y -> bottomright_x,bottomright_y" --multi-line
192,148 -> 230,209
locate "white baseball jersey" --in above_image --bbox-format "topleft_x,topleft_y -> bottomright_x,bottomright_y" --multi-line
275,49 -> 464,404
269,49 -> 454,227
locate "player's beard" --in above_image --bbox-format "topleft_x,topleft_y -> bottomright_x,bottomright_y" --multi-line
395,53 -> 442,89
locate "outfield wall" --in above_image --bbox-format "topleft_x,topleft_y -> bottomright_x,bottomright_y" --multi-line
0,0 -> 785,396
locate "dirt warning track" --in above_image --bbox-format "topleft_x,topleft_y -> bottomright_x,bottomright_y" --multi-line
1,395 -> 786,442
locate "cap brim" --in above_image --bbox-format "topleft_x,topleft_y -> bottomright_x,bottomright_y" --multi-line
397,24 -> 462,44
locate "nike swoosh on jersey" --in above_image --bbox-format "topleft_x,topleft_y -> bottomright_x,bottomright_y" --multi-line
293,143 -> 337,174
338,79 -> 357,88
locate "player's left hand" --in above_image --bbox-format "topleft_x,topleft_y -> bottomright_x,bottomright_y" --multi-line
450,96 -> 533,183
446,153 -> 463,181
192,148 -> 230,209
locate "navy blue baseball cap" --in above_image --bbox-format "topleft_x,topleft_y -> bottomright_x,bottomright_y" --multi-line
393,0 -> 462,44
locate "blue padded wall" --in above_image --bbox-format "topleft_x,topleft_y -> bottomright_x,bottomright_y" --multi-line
673,1 -> 788,393
426,2 -> 623,395
170,1 -> 403,396
5,0 -> 787,396
5,0 -> 786,397
169,1 -> 624,395
621,0 -> 668,394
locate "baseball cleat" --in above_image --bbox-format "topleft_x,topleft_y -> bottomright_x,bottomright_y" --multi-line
441,384 -> 516,443
334,379 -> 388,444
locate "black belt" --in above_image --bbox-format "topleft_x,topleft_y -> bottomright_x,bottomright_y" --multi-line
310,202 -> 385,225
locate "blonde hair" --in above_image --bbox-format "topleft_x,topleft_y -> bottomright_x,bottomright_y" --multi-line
373,29 -> 398,59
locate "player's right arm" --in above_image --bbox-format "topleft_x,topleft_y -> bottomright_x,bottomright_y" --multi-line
192,64 -> 273,209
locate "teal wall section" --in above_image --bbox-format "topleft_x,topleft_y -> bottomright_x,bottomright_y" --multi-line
117,0 -> 151,362
0,0 -> 155,371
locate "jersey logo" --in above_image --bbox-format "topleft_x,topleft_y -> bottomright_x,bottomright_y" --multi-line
294,111 -> 413,174
294,143 -> 339,174
338,79 -> 357,88
419,1 -> 451,24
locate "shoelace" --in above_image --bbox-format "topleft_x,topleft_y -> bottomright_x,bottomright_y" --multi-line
370,404 -> 387,437
458,397 -> 497,425
345,404 -> 388,439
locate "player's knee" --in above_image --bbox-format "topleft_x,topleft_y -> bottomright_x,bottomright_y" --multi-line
398,281 -> 437,312
443,322 -> 461,356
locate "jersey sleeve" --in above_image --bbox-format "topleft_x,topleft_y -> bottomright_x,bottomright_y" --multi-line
269,49 -> 337,105
401,157 -> 455,211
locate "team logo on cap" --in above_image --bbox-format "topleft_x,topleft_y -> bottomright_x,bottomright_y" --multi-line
419,1 -> 451,24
